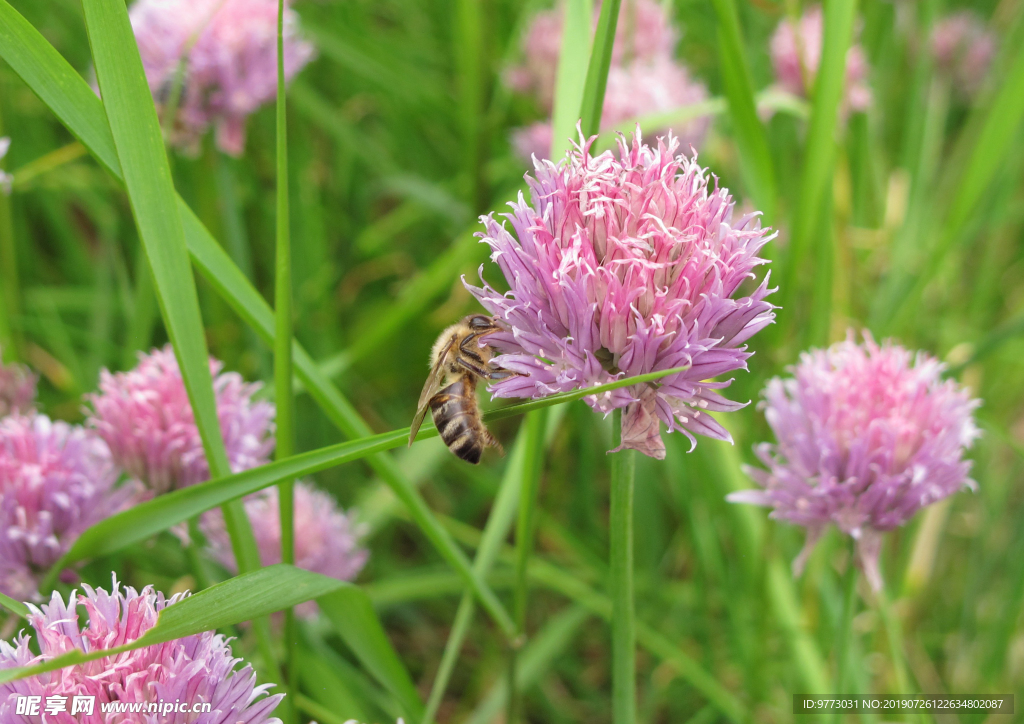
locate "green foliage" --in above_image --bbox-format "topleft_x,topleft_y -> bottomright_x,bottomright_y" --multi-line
0,0 -> 1022,721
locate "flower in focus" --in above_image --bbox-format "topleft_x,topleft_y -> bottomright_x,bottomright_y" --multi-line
728,332 -> 980,590
507,0 -> 710,162
129,0 -> 316,156
0,415 -> 139,601
87,345 -> 275,494
0,138 -> 12,195
930,11 -> 995,97
512,55 -> 710,161
466,130 -> 776,460
0,576 -> 283,724
769,5 -> 871,116
0,354 -> 36,418
200,481 -> 368,617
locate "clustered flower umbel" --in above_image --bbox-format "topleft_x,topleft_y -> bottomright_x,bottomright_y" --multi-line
200,481 -> 368,617
87,345 -> 275,494
508,0 -> 710,161
467,130 -> 776,459
729,332 -> 980,590
0,354 -> 36,418
0,577 -> 283,724
0,415 -> 140,602
129,0 -> 315,155
769,5 -> 871,117
930,11 -> 995,97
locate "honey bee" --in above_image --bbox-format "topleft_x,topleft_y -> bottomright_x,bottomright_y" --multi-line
409,315 -> 514,463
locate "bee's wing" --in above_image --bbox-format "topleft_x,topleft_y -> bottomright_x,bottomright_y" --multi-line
409,333 -> 457,446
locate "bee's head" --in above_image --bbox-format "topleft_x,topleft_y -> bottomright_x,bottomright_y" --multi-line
466,314 -> 496,331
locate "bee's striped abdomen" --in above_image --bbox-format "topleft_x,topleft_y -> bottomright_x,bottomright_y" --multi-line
430,378 -> 485,464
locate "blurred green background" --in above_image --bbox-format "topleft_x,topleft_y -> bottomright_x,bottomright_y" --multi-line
0,0 -> 1022,721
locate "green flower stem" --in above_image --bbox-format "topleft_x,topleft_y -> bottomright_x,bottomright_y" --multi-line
875,583 -> 912,705
274,0 -> 296,721
506,410 -> 547,723
610,407 -> 636,724
833,548 -> 858,723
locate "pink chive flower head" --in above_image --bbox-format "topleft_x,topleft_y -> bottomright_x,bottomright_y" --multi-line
129,0 -> 316,156
930,12 -> 995,97
769,6 -> 871,115
512,55 -> 711,162
87,345 -> 275,495
200,481 -> 368,617
0,415 -> 140,602
506,0 -> 677,113
728,332 -> 980,591
0,576 -> 283,724
0,354 -> 36,418
467,130 -> 777,460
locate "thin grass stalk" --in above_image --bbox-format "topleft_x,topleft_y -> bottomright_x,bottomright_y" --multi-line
550,0 -> 593,159
609,407 -> 636,724
274,0 -> 297,720
778,0 -> 857,332
455,0 -> 488,211
579,0 -> 621,138
506,410 -> 547,723
709,0 -> 776,219
122,253 -> 158,368
0,101 -> 20,360
875,584 -> 912,701
833,548 -> 858,722
9,142 -> 86,191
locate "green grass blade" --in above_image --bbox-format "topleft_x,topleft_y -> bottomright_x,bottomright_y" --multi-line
0,591 -> 29,618
609,407 -> 636,724
506,410 -> 548,723
80,0 -> 261,575
318,587 -> 425,722
273,1 -> 297,719
709,0 -> 776,218
550,0 -> 593,158
777,0 -> 858,344
579,0 -> 621,138
0,565 -> 345,685
464,606 -> 591,724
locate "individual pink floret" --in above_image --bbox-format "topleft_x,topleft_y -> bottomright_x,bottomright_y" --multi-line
0,353 -> 35,418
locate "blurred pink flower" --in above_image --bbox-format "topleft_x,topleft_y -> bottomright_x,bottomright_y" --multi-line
200,481 -> 367,617
513,55 -> 711,162
466,130 -> 776,459
0,354 -> 35,418
87,345 -> 275,494
129,0 -> 316,155
508,0 -> 710,161
0,576 -> 283,724
931,12 -> 995,96
0,415 -> 140,602
729,332 -> 980,590
507,0 -> 677,112
769,6 -> 871,116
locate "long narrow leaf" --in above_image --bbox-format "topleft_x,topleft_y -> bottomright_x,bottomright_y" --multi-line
52,364 -> 691,573
709,0 -> 776,218
318,588 -> 425,721
550,0 -> 593,158
0,566 -> 344,684
579,0 -> 620,137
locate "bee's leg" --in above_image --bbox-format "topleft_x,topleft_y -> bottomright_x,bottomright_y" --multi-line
483,427 -> 505,456
456,357 -> 518,380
